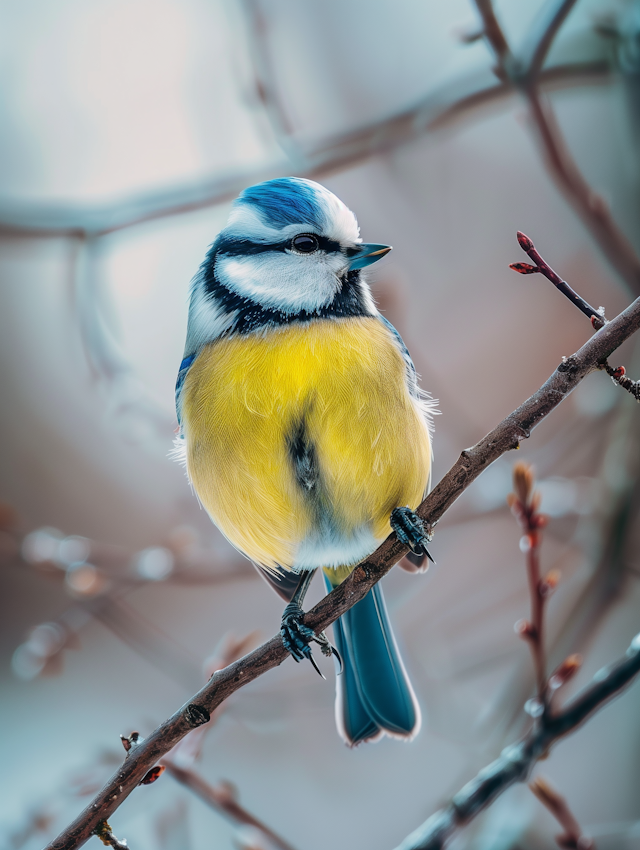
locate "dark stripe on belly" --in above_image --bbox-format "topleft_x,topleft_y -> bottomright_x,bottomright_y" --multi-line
286,416 -> 319,494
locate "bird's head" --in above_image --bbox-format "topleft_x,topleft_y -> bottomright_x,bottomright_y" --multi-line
185,178 -> 391,351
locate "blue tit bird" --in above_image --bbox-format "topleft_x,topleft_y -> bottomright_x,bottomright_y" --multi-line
175,177 -> 436,746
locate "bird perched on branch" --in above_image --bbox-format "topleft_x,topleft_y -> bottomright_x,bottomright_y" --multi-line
175,177 -> 435,745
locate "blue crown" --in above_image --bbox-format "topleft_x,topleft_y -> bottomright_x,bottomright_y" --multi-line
236,177 -> 325,231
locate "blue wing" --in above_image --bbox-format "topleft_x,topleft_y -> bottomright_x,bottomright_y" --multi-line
378,313 -> 437,500
175,354 -> 195,429
377,315 -> 423,403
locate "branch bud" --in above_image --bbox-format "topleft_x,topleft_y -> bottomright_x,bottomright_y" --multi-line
548,654 -> 582,691
540,569 -> 561,598
517,231 -> 534,251
120,731 -> 142,753
545,569 -> 560,589
512,461 -> 534,508
515,618 -> 536,640
509,262 -> 538,274
139,765 -> 165,785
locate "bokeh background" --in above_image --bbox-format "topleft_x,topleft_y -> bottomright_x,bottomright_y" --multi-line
1,1 -> 640,848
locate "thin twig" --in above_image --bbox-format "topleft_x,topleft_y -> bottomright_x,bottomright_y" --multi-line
473,0 -> 640,296
525,90 -> 640,294
241,0 -> 299,162
474,0 -> 513,70
510,231 -> 640,401
164,762 -> 298,850
395,632 -> 640,850
523,0 -> 580,82
510,231 -> 606,328
509,462 -> 553,706
600,362 -> 640,402
530,776 -> 595,849
43,293 -> 640,850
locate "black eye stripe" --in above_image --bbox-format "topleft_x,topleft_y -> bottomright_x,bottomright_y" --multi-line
213,234 -> 344,257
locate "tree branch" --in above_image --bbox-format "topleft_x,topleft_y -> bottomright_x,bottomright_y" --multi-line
522,0 -> 579,82
0,61 -> 611,239
529,776 -> 595,849
510,230 -> 606,328
509,230 -> 640,402
474,0 -> 513,70
474,0 -> 640,295
509,461 -> 554,707
395,633 -> 640,850
525,90 -> 640,294
44,288 -> 640,850
164,762 -> 298,850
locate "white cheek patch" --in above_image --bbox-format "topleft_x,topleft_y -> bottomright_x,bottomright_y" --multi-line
185,282 -> 236,352
216,251 -> 345,313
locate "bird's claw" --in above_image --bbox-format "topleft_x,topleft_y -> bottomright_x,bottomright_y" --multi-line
280,603 -> 341,677
391,506 -> 435,564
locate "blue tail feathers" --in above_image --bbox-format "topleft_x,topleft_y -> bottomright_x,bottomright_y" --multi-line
323,575 -> 421,746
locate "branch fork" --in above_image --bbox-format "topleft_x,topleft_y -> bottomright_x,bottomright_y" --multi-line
511,232 -> 639,402
510,231 -> 606,329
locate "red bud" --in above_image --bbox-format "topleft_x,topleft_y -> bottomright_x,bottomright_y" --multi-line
509,262 -> 538,274
140,765 -> 165,785
545,569 -> 560,589
549,654 -> 582,691
517,231 -> 534,251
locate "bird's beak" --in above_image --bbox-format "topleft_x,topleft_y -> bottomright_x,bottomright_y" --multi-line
347,243 -> 392,270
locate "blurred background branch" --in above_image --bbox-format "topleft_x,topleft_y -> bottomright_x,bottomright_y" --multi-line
396,463 -> 638,850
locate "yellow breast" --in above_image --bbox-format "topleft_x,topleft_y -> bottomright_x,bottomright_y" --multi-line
182,317 -> 431,570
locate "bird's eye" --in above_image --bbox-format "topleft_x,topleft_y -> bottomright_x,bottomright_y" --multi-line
291,234 -> 319,254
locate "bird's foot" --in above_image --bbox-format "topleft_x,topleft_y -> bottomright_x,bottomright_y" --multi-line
280,603 -> 341,678
391,507 -> 435,564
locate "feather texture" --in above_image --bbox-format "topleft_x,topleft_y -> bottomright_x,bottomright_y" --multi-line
324,572 -> 421,745
181,316 -> 432,572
